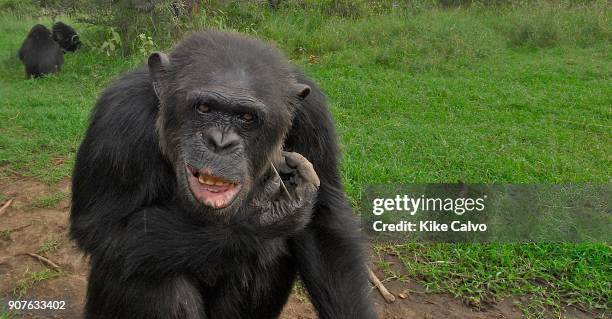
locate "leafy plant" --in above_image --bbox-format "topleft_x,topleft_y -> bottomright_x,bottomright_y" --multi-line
136,33 -> 156,58
99,27 -> 121,56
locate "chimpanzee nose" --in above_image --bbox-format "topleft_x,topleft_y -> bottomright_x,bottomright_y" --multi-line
205,128 -> 240,153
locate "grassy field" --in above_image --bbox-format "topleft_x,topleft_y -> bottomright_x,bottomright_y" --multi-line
0,1 -> 610,317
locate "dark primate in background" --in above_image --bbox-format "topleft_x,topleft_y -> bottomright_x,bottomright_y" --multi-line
51,21 -> 81,52
71,31 -> 376,319
18,24 -> 63,78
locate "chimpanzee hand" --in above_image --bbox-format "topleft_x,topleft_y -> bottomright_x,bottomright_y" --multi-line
251,151 -> 320,232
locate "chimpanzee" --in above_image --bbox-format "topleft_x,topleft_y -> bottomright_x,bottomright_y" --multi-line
70,30 -> 376,319
52,21 -> 81,52
18,24 -> 63,78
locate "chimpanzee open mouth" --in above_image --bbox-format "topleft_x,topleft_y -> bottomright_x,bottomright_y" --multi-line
186,165 -> 241,209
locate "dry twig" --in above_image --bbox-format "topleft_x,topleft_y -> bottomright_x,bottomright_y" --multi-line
269,161 -> 292,200
368,266 -> 395,303
3,223 -> 31,233
0,199 -> 13,216
19,253 -> 60,270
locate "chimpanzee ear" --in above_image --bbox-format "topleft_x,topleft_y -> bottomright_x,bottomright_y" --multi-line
148,52 -> 170,82
294,83 -> 311,100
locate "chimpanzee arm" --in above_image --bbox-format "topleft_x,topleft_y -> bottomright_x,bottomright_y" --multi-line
284,74 -> 377,318
84,270 -> 206,319
289,191 -> 376,319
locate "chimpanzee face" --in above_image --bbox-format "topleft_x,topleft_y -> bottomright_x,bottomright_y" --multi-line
175,87 -> 276,212
148,33 -> 309,215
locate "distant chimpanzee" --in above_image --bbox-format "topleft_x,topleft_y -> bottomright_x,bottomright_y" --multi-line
18,24 -> 63,79
52,21 -> 81,52
71,30 -> 376,319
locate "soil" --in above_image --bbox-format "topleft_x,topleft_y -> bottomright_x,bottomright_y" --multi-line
0,177 -> 600,319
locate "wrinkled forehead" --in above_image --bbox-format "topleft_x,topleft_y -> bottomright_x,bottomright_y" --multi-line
176,65 -> 252,92
168,53 -> 290,103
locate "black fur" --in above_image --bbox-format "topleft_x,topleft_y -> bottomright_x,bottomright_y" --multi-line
71,30 -> 375,319
52,21 -> 81,52
18,24 -> 63,78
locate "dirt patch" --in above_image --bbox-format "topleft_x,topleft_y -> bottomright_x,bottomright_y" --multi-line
367,254 -> 524,319
0,178 -> 85,318
0,178 -> 601,318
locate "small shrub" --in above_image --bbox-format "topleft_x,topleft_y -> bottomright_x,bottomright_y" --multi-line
65,0 -> 186,55
136,33 -> 156,59
98,27 -> 122,56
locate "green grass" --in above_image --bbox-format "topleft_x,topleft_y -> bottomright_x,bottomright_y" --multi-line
11,268 -> 60,298
31,191 -> 67,208
37,238 -> 63,255
0,1 -> 610,317
0,229 -> 12,241
0,224 -> 30,241
0,16 -> 136,183
376,243 -> 611,317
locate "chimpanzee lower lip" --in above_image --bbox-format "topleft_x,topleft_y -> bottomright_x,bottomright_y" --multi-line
185,165 -> 241,209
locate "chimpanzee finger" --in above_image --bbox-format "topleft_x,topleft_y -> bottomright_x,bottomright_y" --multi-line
277,163 -> 293,175
262,173 -> 281,199
282,151 -> 303,168
282,152 -> 320,188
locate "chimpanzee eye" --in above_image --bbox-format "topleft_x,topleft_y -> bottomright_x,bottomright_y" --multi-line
196,103 -> 210,113
240,112 -> 255,123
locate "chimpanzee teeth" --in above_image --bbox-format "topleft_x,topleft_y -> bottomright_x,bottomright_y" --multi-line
197,174 -> 232,186
198,174 -> 206,184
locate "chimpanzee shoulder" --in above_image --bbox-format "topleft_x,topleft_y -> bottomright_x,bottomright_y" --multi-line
285,71 -> 341,184
74,66 -> 170,189
71,67 -> 174,253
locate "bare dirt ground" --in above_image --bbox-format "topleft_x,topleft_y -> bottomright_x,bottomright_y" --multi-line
0,177 -> 598,319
